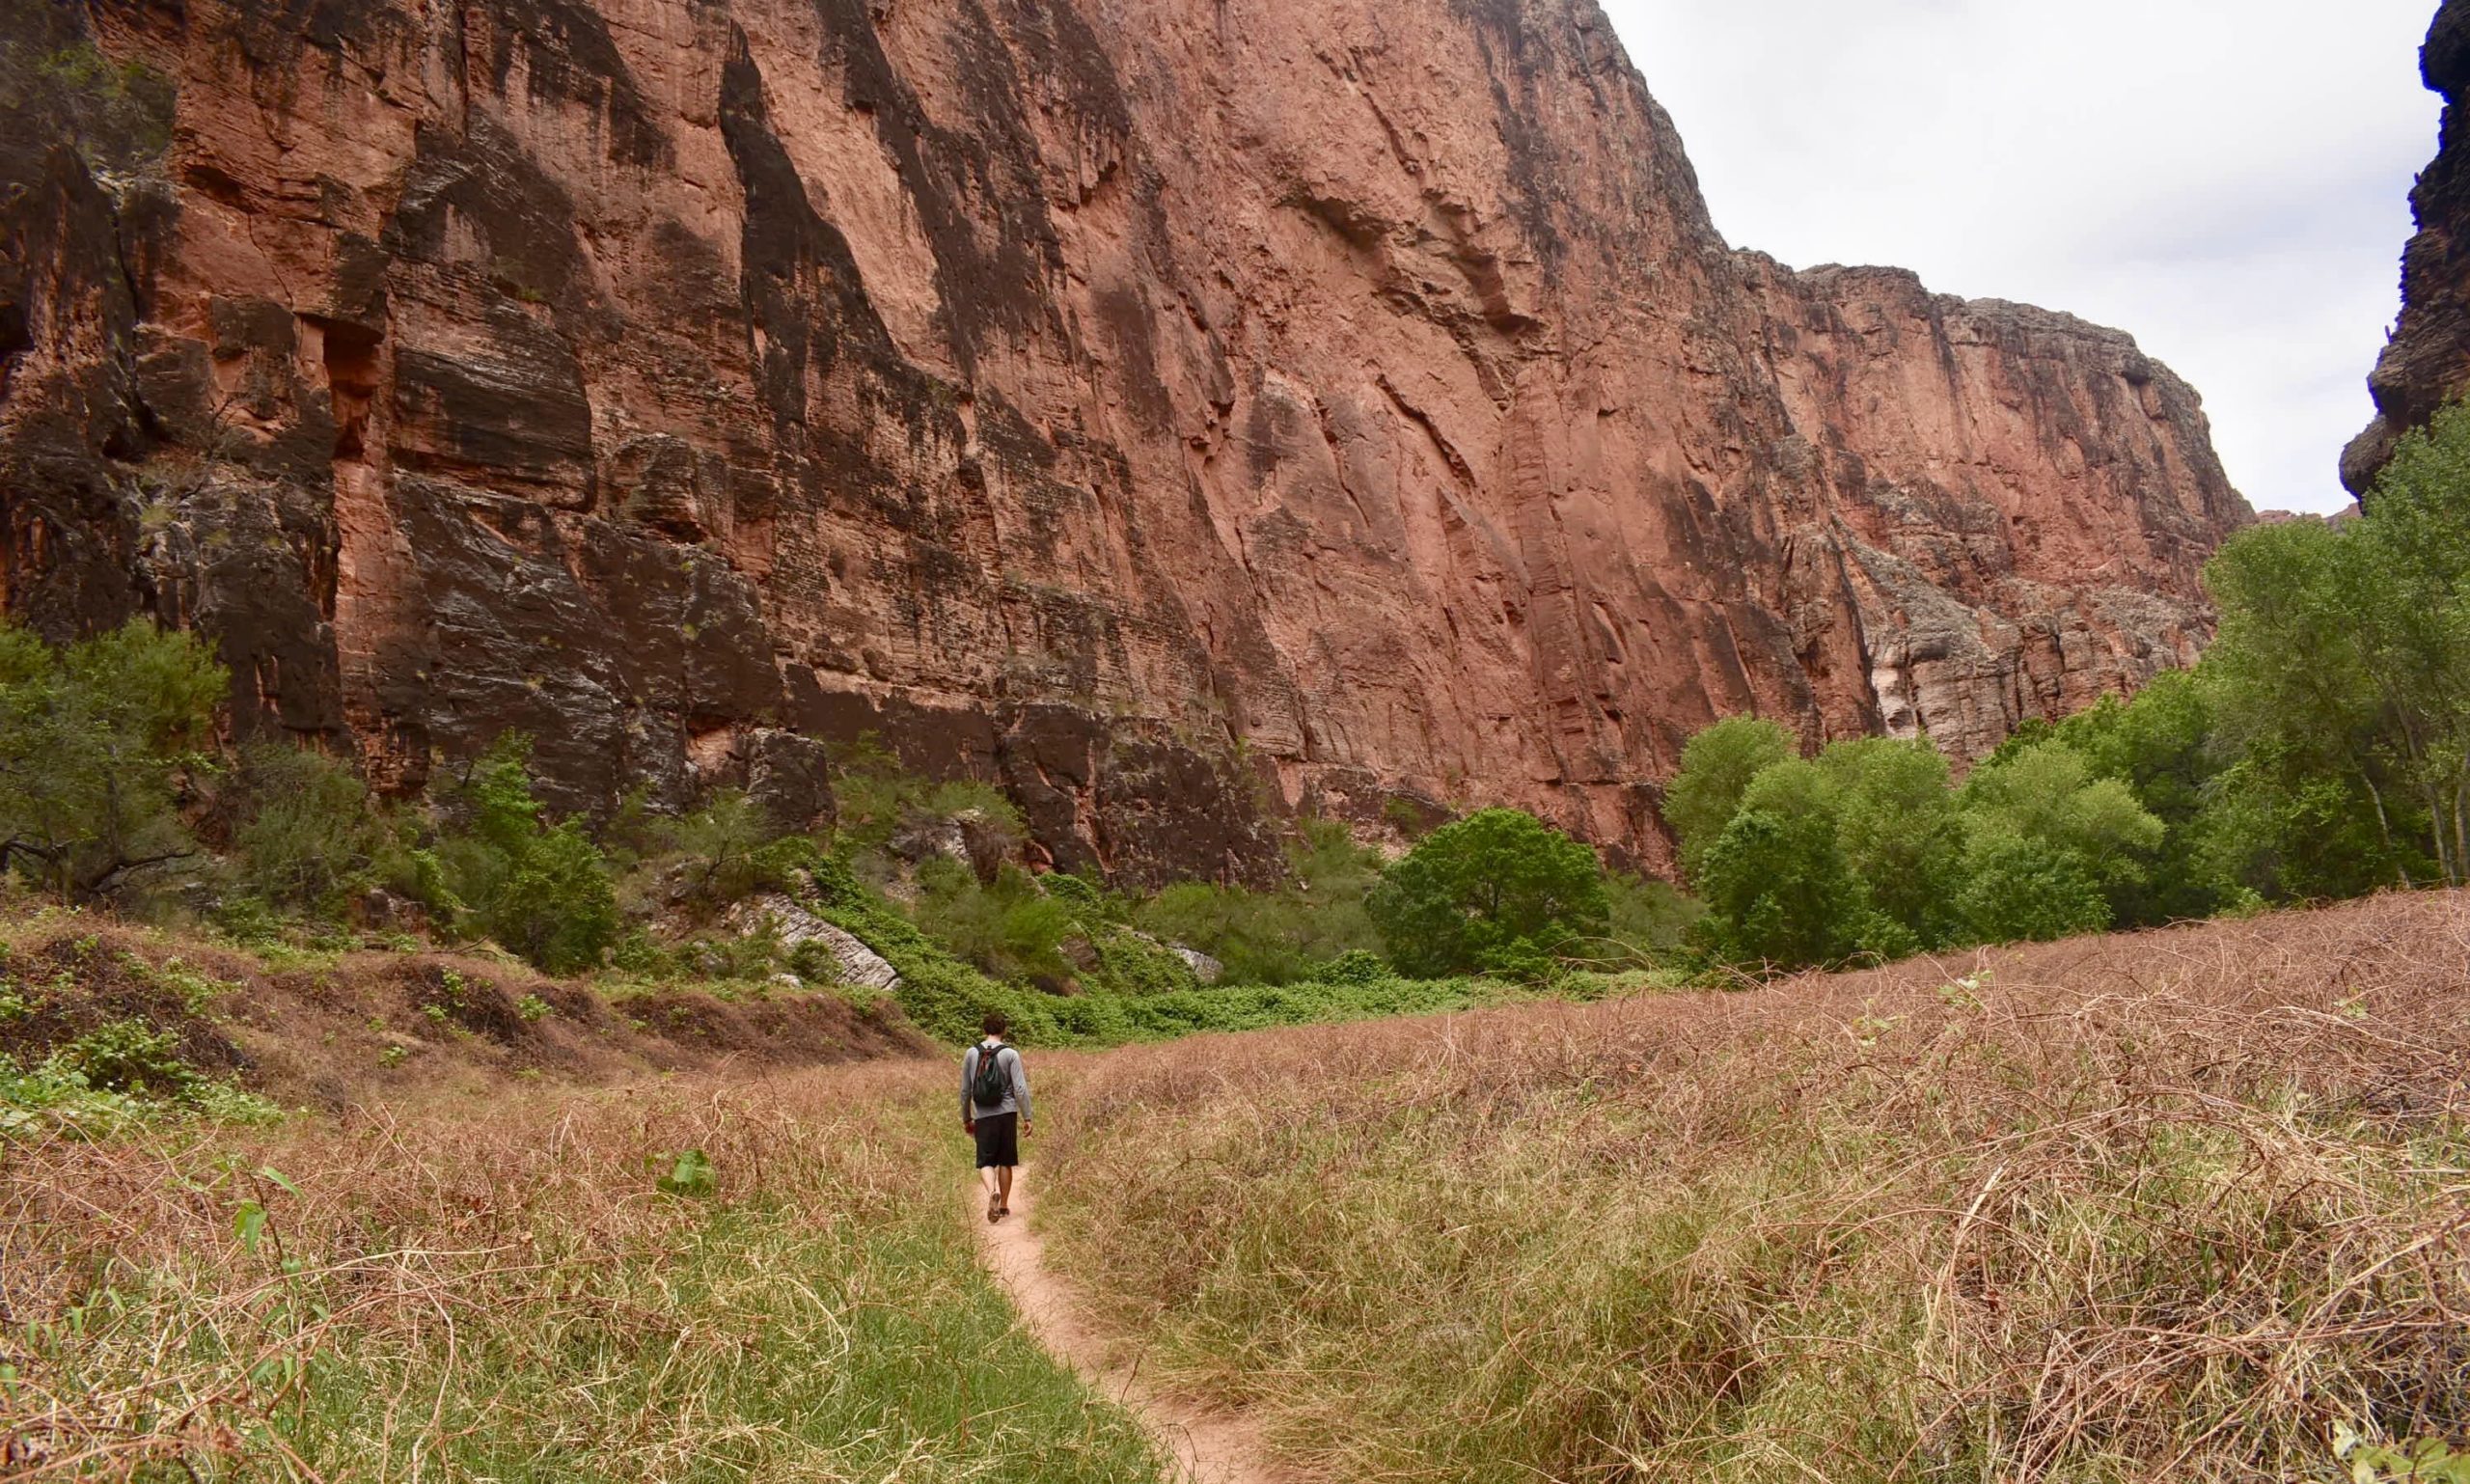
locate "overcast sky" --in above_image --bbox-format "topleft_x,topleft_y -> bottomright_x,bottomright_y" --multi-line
1597,1 -> 2444,514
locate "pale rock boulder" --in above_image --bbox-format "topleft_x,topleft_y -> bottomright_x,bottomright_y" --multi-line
727,894 -> 901,995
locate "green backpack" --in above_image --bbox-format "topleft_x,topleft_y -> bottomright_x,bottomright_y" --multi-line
970,1044 -> 1012,1110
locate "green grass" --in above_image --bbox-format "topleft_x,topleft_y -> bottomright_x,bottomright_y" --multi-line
805,854 -> 1677,1049
4,1064 -> 1164,1482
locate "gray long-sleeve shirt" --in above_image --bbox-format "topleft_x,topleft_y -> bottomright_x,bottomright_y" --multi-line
961,1039 -> 1030,1121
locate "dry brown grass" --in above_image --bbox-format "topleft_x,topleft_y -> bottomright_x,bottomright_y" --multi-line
1039,891 -> 2470,1482
0,1059 -> 1161,1481
0,913 -> 925,1115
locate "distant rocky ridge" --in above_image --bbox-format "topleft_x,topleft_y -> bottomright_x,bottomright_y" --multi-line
2347,0 -> 2470,495
0,0 -> 2250,880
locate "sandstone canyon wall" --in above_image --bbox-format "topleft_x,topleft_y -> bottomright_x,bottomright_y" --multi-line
2347,0 -> 2470,496
0,0 -> 2250,881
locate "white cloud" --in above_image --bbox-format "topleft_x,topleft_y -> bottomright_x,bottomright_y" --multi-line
1598,0 -> 2443,513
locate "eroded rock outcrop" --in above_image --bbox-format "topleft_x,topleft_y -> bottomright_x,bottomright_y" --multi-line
0,0 -> 2250,878
2347,0 -> 2470,496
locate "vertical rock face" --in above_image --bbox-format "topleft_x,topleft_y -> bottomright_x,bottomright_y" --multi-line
2346,0 -> 2470,496
1,0 -> 2249,879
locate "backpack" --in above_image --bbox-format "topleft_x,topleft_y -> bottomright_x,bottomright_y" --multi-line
969,1044 -> 1012,1110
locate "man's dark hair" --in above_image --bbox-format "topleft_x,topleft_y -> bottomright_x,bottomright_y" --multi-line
981,1009 -> 1009,1037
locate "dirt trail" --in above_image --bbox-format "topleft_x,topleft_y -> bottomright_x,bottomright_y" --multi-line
972,1173 -> 1294,1484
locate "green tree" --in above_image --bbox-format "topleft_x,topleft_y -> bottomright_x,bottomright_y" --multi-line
1956,832 -> 2111,944
432,736 -> 618,974
1819,736 -> 1964,948
2200,518 -> 2428,896
1366,808 -> 1608,977
2039,671 -> 2237,923
2331,405 -> 2470,883
0,618 -> 226,897
486,820 -> 621,976
1956,742 -> 2163,942
1662,717 -> 1795,880
2197,395 -> 2470,893
230,742 -> 383,918
1136,818 -> 1386,984
1694,758 -> 1863,969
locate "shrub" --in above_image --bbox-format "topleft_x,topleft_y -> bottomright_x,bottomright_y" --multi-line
2034,670 -> 2238,923
230,743 -> 383,919
1662,716 -> 1795,879
655,788 -> 784,905
52,1018 -> 197,1098
1958,831 -> 2112,943
1311,949 -> 1388,986
1135,821 -> 1385,985
911,859 -> 1076,987
1041,872 -> 1107,912
1592,872 -> 1701,968
483,821 -> 620,976
429,737 -> 619,975
0,618 -> 227,898
1694,771 -> 1859,970
1958,741 -> 2163,933
1820,736 -> 1963,948
828,736 -> 1027,855
1366,808 -> 1608,978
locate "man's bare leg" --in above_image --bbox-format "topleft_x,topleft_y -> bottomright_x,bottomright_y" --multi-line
997,1165 -> 1015,1216
982,1163 -> 1002,1222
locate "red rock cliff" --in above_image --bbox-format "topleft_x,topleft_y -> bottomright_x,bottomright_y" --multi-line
0,0 -> 2250,879
2346,0 -> 2470,495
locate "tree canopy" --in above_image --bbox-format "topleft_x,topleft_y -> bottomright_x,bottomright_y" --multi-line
1367,808 -> 1610,977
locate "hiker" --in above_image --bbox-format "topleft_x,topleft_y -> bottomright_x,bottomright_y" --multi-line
962,1011 -> 1030,1223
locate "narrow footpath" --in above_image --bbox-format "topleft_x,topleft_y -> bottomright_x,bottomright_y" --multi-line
971,1175 -> 1294,1484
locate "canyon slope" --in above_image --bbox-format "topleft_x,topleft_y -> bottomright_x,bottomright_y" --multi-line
2347,0 -> 2470,495
0,0 -> 2250,880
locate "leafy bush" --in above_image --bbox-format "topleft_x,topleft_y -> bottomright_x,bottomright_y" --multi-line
1600,873 -> 1702,964
2024,670 -> 2238,922
1366,808 -> 1609,978
828,736 -> 1026,855
911,858 -> 1076,988
1693,760 -> 1861,969
0,618 -> 227,898
483,821 -> 620,976
1132,819 -> 1386,985
1671,722 -> 2174,968
1957,741 -> 2163,939
230,743 -> 384,919
804,854 -> 1038,1042
1084,928 -> 1200,997
1312,949 -> 1388,986
1957,832 -> 2112,944
1,1018 -> 279,1139
50,1017 -> 196,1097
1821,737 -> 1964,947
652,788 -> 789,905
1664,717 -> 1795,879
426,736 -> 619,975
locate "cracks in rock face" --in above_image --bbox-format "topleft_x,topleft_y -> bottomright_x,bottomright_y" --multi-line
1373,372 -> 1475,489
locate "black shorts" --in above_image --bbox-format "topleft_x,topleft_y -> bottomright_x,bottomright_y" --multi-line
973,1111 -> 1019,1168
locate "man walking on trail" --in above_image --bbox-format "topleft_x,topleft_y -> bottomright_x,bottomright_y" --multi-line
962,1011 -> 1030,1223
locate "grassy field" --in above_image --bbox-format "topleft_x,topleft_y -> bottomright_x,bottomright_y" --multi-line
1035,892 -> 2470,1482
11,893 -> 2467,1480
2,1060 -> 1162,1481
